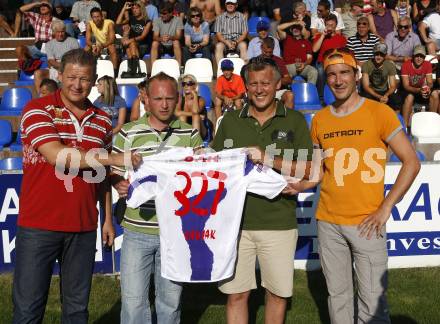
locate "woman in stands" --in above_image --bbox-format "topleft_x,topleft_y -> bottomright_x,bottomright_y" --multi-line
116,0 -> 152,60
93,76 -> 127,135
183,7 -> 211,64
176,74 -> 211,140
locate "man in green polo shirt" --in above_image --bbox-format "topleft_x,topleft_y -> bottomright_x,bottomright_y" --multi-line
212,57 -> 313,323
111,72 -> 203,324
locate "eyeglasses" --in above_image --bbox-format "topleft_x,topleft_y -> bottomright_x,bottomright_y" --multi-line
191,14 -> 201,18
374,52 -> 386,57
398,25 -> 410,30
414,54 -> 425,58
357,22 -> 368,26
182,81 -> 196,87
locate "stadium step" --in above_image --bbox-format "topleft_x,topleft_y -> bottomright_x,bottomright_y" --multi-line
0,59 -> 18,70
0,70 -> 18,84
0,37 -> 34,48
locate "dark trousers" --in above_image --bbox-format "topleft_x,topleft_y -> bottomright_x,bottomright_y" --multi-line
361,90 -> 402,110
12,226 -> 97,324
182,45 -> 211,65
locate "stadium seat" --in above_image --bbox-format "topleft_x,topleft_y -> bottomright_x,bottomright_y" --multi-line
15,71 -> 35,87
0,120 -> 13,149
9,126 -> 22,152
323,84 -> 335,106
40,56 -> 48,69
151,58 -> 180,81
116,59 -> 148,85
389,150 -> 425,162
303,113 -> 314,129
118,85 -> 139,110
247,16 -> 270,38
0,157 -> 23,170
291,83 -> 322,110
88,86 -> 100,103
198,84 -> 212,111
217,57 -> 245,77
96,59 -> 114,80
0,87 -> 33,116
78,35 -> 86,48
184,58 -> 213,82
293,75 -> 305,83
411,112 -> 440,143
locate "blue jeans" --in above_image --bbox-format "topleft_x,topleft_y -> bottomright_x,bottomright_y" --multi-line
12,226 -> 96,324
120,229 -> 182,324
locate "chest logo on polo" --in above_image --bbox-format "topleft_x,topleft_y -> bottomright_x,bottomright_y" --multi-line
271,130 -> 294,142
323,129 -> 364,139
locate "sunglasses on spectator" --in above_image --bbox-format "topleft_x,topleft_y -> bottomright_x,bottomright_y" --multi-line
398,25 -> 410,30
414,54 -> 425,58
357,22 -> 368,26
191,14 -> 202,18
182,81 -> 196,87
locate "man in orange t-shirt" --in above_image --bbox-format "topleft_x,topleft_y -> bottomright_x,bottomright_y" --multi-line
287,48 -> 420,324
214,59 -> 246,122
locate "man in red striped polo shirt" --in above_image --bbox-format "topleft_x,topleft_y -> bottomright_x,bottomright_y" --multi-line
12,48 -> 140,324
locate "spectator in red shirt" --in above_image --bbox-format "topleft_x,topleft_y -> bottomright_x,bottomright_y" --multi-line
312,14 -> 347,95
401,45 -> 439,128
15,1 -> 58,70
214,59 -> 246,122
278,21 -> 318,84
12,48 -> 140,324
259,37 -> 295,109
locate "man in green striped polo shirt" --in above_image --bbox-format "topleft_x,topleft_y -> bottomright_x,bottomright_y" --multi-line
111,72 -> 203,324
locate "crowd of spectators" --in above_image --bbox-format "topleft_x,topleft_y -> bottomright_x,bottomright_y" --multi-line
2,0 -> 440,130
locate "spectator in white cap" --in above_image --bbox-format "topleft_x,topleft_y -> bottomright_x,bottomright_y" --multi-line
214,0 -> 248,64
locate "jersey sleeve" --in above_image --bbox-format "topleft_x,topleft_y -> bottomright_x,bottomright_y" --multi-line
111,127 -> 129,174
21,105 -> 60,150
377,104 -> 403,143
244,159 -> 287,199
126,166 -> 158,208
191,128 -> 204,148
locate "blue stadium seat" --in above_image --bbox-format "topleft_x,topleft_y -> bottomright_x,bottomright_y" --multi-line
9,127 -> 22,152
291,83 -> 322,110
247,16 -> 270,38
323,84 -> 335,106
0,120 -> 13,149
389,150 -> 425,162
78,35 -> 86,48
198,84 -> 212,111
0,157 -> 23,170
118,85 -> 139,110
40,56 -> 48,69
0,88 -> 33,116
15,71 -> 35,87
303,113 -> 314,129
293,76 -> 305,83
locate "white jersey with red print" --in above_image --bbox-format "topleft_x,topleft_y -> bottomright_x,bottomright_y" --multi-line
126,148 -> 287,283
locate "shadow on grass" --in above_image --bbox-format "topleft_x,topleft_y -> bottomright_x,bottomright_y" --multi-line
390,315 -> 418,323
306,269 -> 330,324
93,299 -> 121,324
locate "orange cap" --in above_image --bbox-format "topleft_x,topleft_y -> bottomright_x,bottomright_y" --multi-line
323,48 -> 357,71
